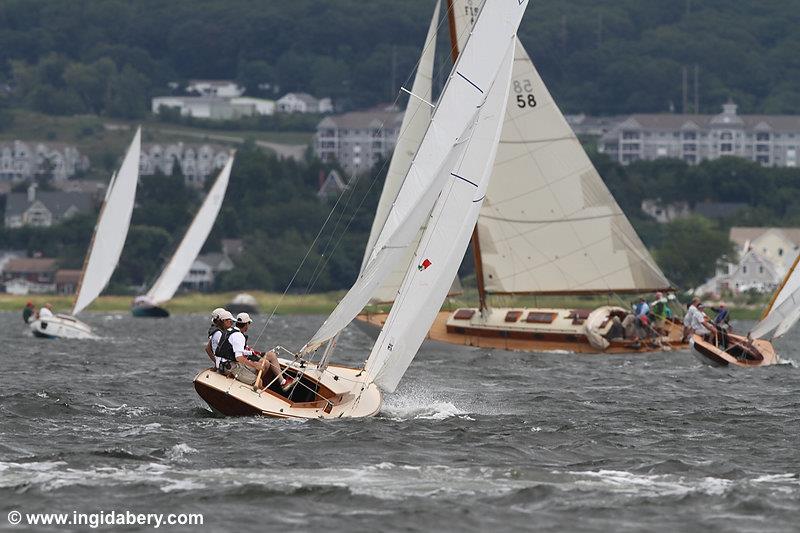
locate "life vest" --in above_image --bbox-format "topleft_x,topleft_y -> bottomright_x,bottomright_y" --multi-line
214,327 -> 248,361
207,324 -> 221,338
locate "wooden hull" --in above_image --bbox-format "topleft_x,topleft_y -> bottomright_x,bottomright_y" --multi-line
193,358 -> 382,419
29,314 -> 96,339
690,333 -> 779,367
131,305 -> 170,318
355,308 -> 688,354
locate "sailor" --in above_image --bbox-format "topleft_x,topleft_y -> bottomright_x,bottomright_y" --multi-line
634,297 -> 650,318
215,312 -> 294,391
205,308 -> 232,366
234,312 -> 292,391
650,292 -> 671,321
37,303 -> 54,320
684,300 -> 713,339
23,301 -> 35,323
711,302 -> 731,349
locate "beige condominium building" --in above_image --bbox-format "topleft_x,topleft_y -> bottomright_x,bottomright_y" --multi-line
600,101 -> 800,167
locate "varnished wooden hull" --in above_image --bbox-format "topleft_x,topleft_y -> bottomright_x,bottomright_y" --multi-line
690,333 -> 779,367
355,309 -> 688,354
193,358 -> 382,419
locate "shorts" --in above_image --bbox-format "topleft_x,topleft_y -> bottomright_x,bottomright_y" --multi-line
226,362 -> 258,385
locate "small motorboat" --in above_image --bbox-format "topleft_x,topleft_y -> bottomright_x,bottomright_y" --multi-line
227,293 -> 260,315
29,314 -> 96,339
193,358 -> 381,419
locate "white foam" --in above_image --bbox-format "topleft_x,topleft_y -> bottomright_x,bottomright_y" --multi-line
381,387 -> 471,420
166,443 -> 199,463
565,469 -> 733,497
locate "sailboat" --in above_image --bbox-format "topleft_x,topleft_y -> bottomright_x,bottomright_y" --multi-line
193,0 -> 528,418
356,0 -> 687,354
132,155 -> 234,318
29,129 -> 142,339
690,256 -> 800,367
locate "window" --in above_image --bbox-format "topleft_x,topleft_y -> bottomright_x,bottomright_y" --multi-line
742,265 -> 748,274
757,155 -> 770,164
683,143 -> 697,152
622,143 -> 640,151
721,143 -> 733,152
779,248 -> 784,256
759,265 -> 764,274
683,132 -> 697,140
720,132 -> 733,140
622,130 -> 640,140
756,132 -> 770,141
756,144 -> 770,152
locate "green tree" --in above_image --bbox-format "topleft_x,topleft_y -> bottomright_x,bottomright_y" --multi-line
654,216 -> 734,289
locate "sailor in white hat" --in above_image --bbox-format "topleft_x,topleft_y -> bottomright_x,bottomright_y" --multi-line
205,309 -> 234,365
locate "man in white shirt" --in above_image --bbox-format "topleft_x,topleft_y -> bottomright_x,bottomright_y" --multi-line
216,312 -> 293,391
684,299 -> 711,337
38,303 -> 54,319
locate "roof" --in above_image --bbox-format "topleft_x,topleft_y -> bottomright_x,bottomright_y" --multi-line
730,227 -> 800,247
188,79 -> 240,87
318,109 -> 403,130
692,201 -> 748,219
4,258 -> 57,273
612,112 -> 800,133
55,269 -> 82,283
5,191 -> 93,218
196,252 -> 233,271
280,92 -> 319,105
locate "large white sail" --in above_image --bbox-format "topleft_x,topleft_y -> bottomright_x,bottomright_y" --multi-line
450,1 -> 670,295
72,128 -> 141,315
365,40 -> 514,393
750,258 -> 800,339
304,124 -> 477,353
145,155 -> 234,305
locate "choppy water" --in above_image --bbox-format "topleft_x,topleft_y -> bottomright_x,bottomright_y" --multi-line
2,311 -> 799,532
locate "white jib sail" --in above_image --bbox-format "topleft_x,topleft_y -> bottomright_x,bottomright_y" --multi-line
303,121 -> 478,354
365,40 -> 515,393
361,0 -> 439,274
750,261 -> 800,339
72,128 -> 142,315
450,0 -> 670,294
144,155 -> 234,305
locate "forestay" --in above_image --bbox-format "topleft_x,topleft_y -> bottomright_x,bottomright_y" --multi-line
145,155 -> 234,305
365,39 -> 515,393
302,0 -> 530,352
73,128 -> 141,315
450,1 -> 670,294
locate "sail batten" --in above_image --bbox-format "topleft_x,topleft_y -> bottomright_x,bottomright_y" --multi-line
72,128 -> 141,315
145,155 -> 233,305
449,1 -> 669,295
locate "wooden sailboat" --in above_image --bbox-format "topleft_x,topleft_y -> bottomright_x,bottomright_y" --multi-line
29,129 -> 142,339
132,155 -> 234,318
194,0 -> 528,418
690,255 -> 800,367
356,0 -> 686,354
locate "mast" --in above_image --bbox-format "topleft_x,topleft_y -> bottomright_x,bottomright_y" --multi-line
761,252 -> 800,320
446,0 -> 488,311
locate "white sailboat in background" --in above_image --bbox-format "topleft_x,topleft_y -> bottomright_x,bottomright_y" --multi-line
132,155 -> 234,318
193,0 -> 528,418
691,256 -> 799,367
29,128 -> 142,339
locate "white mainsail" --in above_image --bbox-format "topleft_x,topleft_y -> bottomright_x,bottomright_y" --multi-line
144,155 -> 234,305
303,0 -> 530,352
450,0 -> 670,295
72,128 -> 142,315
365,39 -> 514,393
750,258 -> 800,340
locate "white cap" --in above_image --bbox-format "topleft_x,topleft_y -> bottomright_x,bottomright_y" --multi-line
211,307 -> 227,320
236,312 -> 252,324
218,310 -> 235,321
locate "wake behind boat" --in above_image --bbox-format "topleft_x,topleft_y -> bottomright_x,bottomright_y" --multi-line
28,128 -> 142,340
193,0 -> 529,419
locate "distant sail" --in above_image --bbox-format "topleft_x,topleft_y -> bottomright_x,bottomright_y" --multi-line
365,39 -> 514,392
145,155 -> 234,305
450,1 -> 671,294
751,258 -> 800,339
73,128 -> 141,315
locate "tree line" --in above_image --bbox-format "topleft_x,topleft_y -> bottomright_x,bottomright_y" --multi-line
1,0 -> 799,119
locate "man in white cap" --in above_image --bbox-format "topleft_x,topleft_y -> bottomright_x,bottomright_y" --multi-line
204,307 -> 230,365
216,312 -> 293,391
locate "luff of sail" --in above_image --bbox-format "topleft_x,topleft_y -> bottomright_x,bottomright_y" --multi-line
449,1 -> 670,295
365,39 -> 515,393
303,0 -> 530,353
72,128 -> 142,315
750,256 -> 800,339
145,155 -> 234,305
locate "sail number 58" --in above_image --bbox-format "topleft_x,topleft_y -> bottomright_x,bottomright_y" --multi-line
513,79 -> 537,108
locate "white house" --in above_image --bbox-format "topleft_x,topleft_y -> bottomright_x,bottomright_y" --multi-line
186,80 -> 244,98
4,184 -> 93,228
230,97 -> 276,116
139,143 -> 230,187
277,93 -> 333,114
0,140 -> 89,182
181,253 -> 234,292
